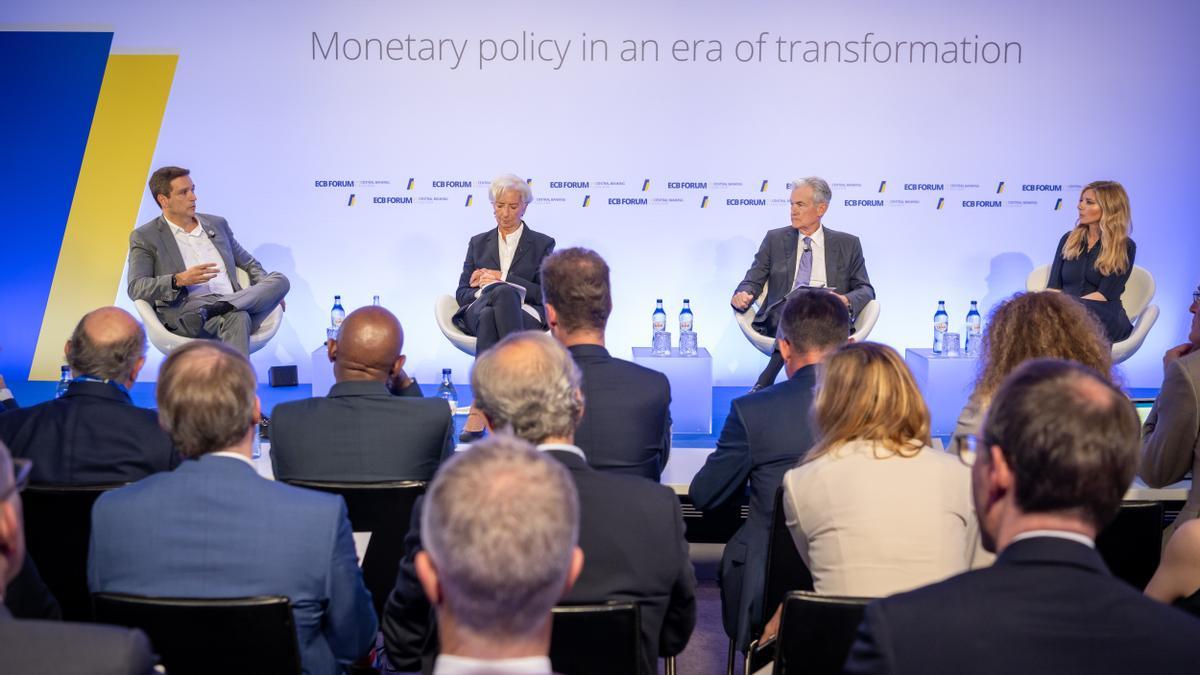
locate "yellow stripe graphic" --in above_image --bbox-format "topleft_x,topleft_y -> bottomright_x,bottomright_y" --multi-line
30,54 -> 177,379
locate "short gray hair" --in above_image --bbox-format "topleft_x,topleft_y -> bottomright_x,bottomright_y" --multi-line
488,173 -> 533,205
790,176 -> 832,205
471,331 -> 582,444
422,434 -> 579,638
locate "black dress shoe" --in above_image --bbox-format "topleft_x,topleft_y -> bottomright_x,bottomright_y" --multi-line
175,307 -> 210,336
458,428 -> 486,444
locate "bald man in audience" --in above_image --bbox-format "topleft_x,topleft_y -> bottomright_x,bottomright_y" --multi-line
0,307 -> 178,484
0,440 -> 156,674
270,306 -> 454,482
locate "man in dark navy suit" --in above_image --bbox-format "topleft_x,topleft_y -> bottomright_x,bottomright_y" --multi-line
731,176 -> 873,389
541,247 -> 672,481
0,307 -> 178,485
690,289 -> 849,651
0,440 -> 156,675
89,341 -> 377,674
270,306 -> 454,482
844,359 -> 1200,675
382,332 -> 695,675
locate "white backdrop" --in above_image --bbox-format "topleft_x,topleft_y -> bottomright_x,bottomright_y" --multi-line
13,0 -> 1200,387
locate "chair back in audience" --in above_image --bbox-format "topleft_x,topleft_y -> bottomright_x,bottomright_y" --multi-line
549,602 -> 642,675
773,591 -> 872,675
284,479 -> 426,618
761,486 -> 814,631
21,483 -> 126,620
1096,500 -> 1165,590
93,593 -> 301,675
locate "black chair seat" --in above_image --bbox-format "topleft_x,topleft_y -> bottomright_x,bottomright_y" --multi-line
21,483 -> 126,620
93,593 -> 301,675
549,602 -> 641,675
1096,500 -> 1165,590
773,591 -> 872,675
283,479 -> 426,618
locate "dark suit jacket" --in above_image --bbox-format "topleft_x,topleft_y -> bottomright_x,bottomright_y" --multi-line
381,447 -> 697,675
0,607 -> 155,675
1,397 -> 16,411
570,344 -> 672,481
4,553 -> 61,620
270,380 -> 454,482
126,213 -> 268,327
89,454 -> 378,675
688,366 -> 818,648
453,223 -> 556,326
0,381 -> 178,484
734,225 -> 874,335
844,537 -> 1200,675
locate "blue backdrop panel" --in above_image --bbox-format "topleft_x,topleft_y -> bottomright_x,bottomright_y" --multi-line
0,31 -> 111,376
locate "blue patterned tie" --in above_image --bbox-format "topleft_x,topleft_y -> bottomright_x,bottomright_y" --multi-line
792,236 -> 813,290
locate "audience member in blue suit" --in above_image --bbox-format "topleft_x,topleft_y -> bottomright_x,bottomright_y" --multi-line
88,341 -> 377,675
689,289 -> 850,650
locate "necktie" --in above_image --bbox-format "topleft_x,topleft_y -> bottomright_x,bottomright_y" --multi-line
793,236 -> 813,290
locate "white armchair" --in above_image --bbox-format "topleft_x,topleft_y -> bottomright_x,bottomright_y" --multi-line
133,269 -> 283,355
1025,263 -> 1158,364
434,294 -> 544,356
733,282 -> 881,355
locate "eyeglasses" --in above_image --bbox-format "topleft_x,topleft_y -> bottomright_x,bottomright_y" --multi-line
1193,289 -> 1199,305
958,435 -> 982,467
0,458 -> 32,502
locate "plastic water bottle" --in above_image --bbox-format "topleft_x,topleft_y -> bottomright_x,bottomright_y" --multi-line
652,299 -> 667,333
965,301 -> 982,338
932,300 -> 949,354
437,368 -> 458,412
372,295 -> 381,306
330,295 -> 346,328
55,365 -> 71,399
679,299 -> 694,332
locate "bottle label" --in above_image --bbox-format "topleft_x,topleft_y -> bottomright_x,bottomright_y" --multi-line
680,317 -> 693,331
653,318 -> 666,331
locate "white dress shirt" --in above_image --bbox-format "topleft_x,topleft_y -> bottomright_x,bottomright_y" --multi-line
782,439 -> 986,597
794,224 -> 828,289
432,654 -> 553,674
166,215 -> 234,297
497,222 -> 525,281
1010,530 -> 1096,548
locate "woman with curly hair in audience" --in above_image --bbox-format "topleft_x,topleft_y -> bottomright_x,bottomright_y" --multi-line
949,291 -> 1114,455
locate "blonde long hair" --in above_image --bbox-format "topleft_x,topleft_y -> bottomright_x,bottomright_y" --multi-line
1061,180 -> 1132,276
803,342 -> 932,464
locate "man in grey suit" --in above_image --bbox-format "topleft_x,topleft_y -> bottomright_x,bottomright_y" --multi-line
731,176 -> 874,389
270,306 -> 455,482
1139,284 -> 1200,542
0,440 -> 156,675
126,166 -> 289,355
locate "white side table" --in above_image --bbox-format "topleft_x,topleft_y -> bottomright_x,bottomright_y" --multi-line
631,347 -> 713,434
904,348 -> 979,437
311,344 -> 335,397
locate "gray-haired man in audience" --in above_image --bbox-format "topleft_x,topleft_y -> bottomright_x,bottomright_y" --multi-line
382,331 -> 695,675
416,435 -> 582,674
